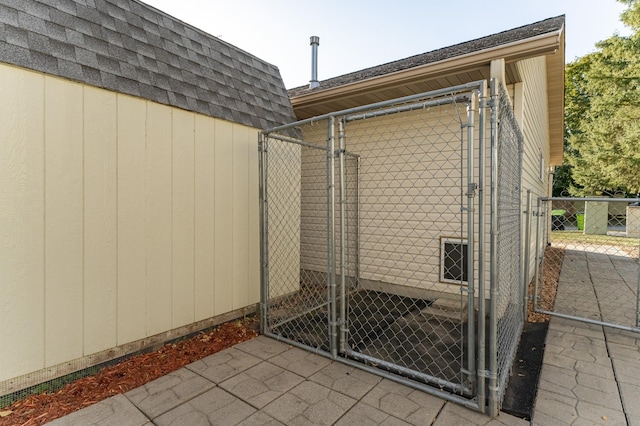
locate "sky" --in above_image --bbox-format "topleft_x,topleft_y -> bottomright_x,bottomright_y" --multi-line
142,0 -> 631,89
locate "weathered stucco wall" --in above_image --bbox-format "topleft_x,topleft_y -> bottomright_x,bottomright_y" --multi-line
0,63 -> 260,382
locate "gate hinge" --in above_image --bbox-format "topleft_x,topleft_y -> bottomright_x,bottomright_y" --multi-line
478,369 -> 497,379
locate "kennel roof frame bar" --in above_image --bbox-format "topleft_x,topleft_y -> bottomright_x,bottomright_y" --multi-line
261,80 -> 487,136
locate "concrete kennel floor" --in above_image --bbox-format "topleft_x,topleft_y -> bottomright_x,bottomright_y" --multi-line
271,289 -> 474,391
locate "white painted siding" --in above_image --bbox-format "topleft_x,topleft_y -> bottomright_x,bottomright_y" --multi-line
295,78 -> 546,304
300,104 -> 472,298
0,63 -> 260,382
516,57 -> 551,285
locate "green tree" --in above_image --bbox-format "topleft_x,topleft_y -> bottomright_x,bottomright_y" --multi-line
554,56 -> 592,195
561,0 -> 640,195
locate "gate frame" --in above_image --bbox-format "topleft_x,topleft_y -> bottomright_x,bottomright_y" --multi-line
258,80 -> 524,415
532,196 -> 640,333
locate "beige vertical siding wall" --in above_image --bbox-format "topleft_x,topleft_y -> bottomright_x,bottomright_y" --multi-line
0,64 -> 259,382
296,80 -> 546,303
299,124 -> 331,277
300,105 -> 471,298
516,57 -> 551,284
267,139 -> 302,298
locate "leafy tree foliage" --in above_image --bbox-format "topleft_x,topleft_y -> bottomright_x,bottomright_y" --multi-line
562,0 -> 640,195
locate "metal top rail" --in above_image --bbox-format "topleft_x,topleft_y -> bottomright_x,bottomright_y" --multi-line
262,80 -> 487,134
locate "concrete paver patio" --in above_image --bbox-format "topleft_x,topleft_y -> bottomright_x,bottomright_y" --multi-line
46,336 -> 527,426
46,250 -> 639,425
532,250 -> 640,426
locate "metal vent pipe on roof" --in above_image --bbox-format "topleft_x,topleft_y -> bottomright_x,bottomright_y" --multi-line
309,36 -> 320,89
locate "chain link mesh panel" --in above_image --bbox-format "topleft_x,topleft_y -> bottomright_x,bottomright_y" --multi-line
262,129 -> 333,353
261,82 -> 503,411
534,197 -> 640,331
338,94 -> 476,395
494,84 -> 524,405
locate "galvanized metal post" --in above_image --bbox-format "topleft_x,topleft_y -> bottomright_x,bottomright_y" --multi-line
338,119 -> 347,353
327,116 -> 338,359
539,202 -> 548,309
258,132 -> 268,335
476,80 -> 487,413
523,189 -> 532,321
355,155 -> 361,289
637,249 -> 640,328
533,197 -> 542,313
488,79 -> 499,417
465,93 -> 477,393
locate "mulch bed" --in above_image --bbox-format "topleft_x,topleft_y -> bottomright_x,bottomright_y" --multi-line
0,317 -> 259,426
527,246 -> 565,323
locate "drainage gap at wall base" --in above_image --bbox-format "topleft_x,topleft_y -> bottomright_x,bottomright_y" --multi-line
500,321 -> 548,420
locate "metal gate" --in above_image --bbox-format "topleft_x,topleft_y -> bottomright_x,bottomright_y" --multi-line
532,196 -> 640,332
260,80 -> 522,414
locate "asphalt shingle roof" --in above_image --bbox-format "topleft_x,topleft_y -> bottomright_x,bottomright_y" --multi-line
288,15 -> 565,97
0,0 -> 296,129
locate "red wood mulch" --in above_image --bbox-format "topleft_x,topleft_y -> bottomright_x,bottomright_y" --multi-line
0,318 -> 259,426
527,246 -> 564,323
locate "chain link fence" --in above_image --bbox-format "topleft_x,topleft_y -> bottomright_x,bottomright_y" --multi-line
340,89 -> 476,397
493,84 -> 524,405
260,80 -> 527,414
533,197 -> 640,331
260,132 -> 329,350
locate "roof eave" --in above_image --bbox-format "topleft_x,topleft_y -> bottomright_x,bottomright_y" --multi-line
291,27 -> 565,166
290,29 -> 563,111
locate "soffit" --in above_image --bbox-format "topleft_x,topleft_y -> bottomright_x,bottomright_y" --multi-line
290,31 -> 561,120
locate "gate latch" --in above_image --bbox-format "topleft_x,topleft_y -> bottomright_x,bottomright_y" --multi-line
466,183 -> 478,197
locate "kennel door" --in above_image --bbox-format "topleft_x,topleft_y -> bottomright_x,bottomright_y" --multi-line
337,93 -> 480,396
260,128 -> 336,355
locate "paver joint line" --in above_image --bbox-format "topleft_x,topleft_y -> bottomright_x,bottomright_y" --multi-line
429,401 -> 448,426
534,250 -> 639,426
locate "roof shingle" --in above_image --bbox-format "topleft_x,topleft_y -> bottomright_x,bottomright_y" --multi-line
0,0 -> 295,129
